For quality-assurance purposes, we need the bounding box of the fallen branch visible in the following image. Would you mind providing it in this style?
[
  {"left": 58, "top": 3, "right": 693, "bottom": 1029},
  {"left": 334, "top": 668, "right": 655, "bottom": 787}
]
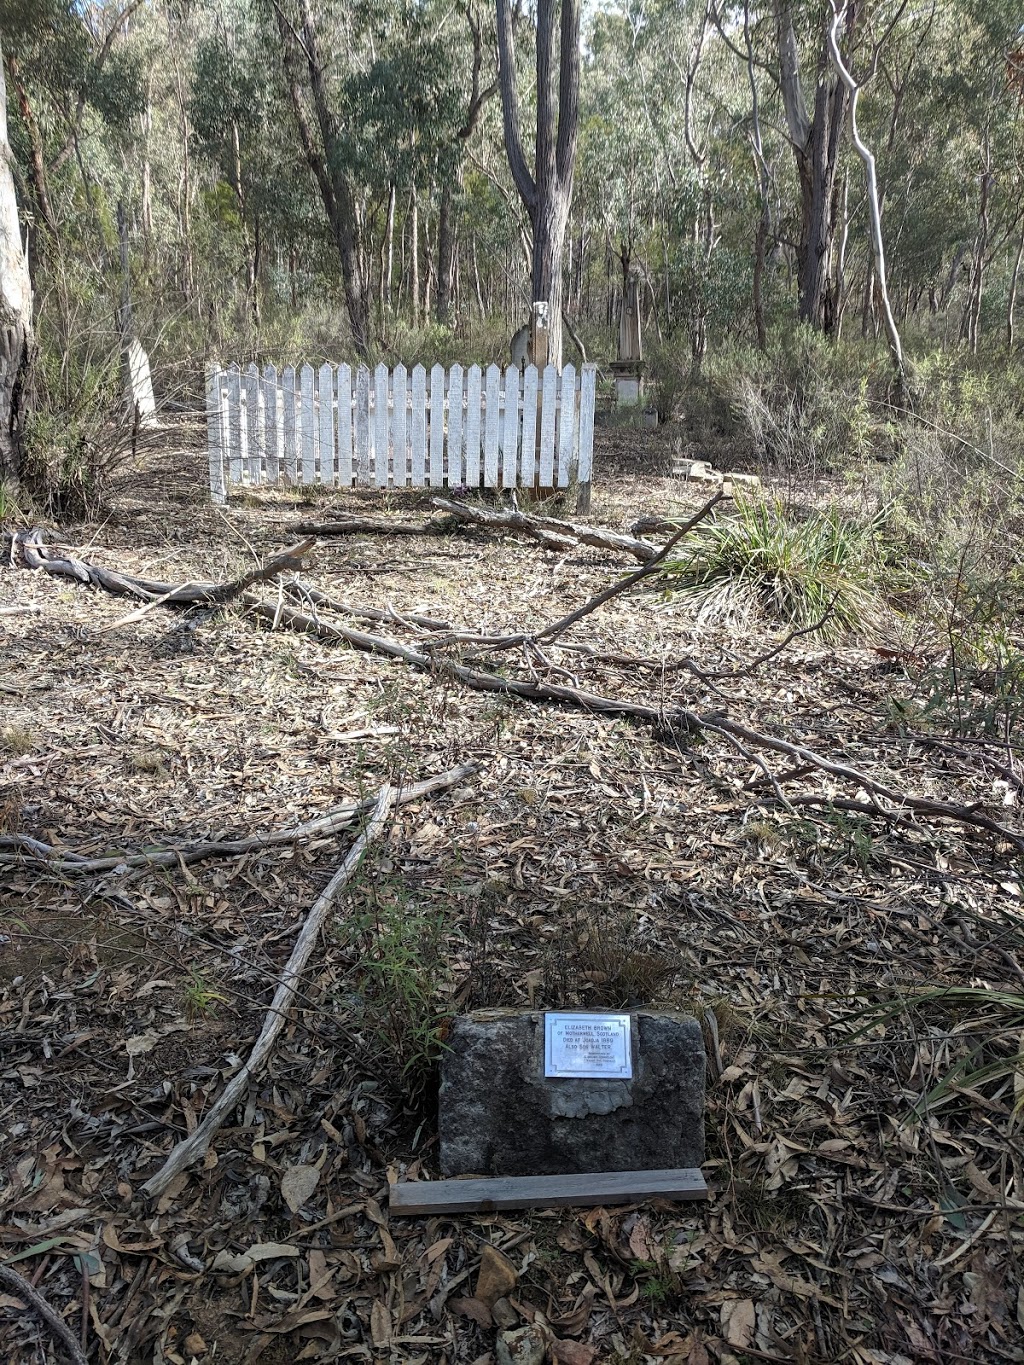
[
  {"left": 0, "top": 767, "right": 474, "bottom": 875},
  {"left": 7, "top": 529, "right": 315, "bottom": 605},
  {"left": 293, "top": 516, "right": 445, "bottom": 536},
  {"left": 0, "top": 1263, "right": 87, "bottom": 1365},
  {"left": 432, "top": 497, "right": 660, "bottom": 562},
  {"left": 242, "top": 593, "right": 1024, "bottom": 855},
  {"left": 142, "top": 782, "right": 398, "bottom": 1197}
]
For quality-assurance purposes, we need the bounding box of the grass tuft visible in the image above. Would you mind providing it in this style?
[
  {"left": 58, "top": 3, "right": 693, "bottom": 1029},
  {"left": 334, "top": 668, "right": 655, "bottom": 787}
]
[{"left": 659, "top": 496, "right": 879, "bottom": 639}]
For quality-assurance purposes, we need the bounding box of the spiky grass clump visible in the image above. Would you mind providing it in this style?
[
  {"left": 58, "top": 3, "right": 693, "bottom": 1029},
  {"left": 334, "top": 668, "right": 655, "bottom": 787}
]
[{"left": 660, "top": 496, "right": 878, "bottom": 640}]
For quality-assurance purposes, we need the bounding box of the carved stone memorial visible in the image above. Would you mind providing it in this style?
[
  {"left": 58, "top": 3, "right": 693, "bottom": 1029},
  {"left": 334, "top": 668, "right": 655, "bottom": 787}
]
[{"left": 439, "top": 1008, "right": 705, "bottom": 1177}]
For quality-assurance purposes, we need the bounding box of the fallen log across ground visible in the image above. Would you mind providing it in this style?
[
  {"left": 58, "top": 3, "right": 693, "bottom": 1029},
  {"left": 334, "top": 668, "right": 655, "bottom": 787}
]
[
  {"left": 239, "top": 591, "right": 1024, "bottom": 856},
  {"left": 0, "top": 767, "right": 475, "bottom": 875},
  {"left": 8, "top": 529, "right": 1020, "bottom": 857},
  {"left": 293, "top": 515, "right": 447, "bottom": 536},
  {"left": 431, "top": 497, "right": 663, "bottom": 561},
  {"left": 141, "top": 783, "right": 403, "bottom": 1198},
  {"left": 5, "top": 528, "right": 314, "bottom": 604}
]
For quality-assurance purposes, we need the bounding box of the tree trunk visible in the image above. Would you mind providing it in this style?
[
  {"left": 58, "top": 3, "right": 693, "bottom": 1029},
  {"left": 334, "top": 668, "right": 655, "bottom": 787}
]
[
  {"left": 1008, "top": 217, "right": 1024, "bottom": 352},
  {"left": 496, "top": 0, "right": 580, "bottom": 370},
  {"left": 777, "top": 3, "right": 846, "bottom": 332},
  {"left": 274, "top": 0, "right": 371, "bottom": 358},
  {"left": 0, "top": 38, "right": 33, "bottom": 485},
  {"left": 384, "top": 183, "right": 395, "bottom": 312},
  {"left": 826, "top": 4, "right": 905, "bottom": 399},
  {"left": 436, "top": 180, "right": 455, "bottom": 324}
]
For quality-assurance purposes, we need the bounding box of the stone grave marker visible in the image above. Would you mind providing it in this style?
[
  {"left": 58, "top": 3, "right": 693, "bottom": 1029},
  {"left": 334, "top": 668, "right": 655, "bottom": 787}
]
[{"left": 439, "top": 1007, "right": 705, "bottom": 1178}]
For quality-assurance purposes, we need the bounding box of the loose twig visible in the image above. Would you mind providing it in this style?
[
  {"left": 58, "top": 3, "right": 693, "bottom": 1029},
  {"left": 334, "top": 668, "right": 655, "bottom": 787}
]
[
  {"left": 142, "top": 783, "right": 403, "bottom": 1198},
  {"left": 0, "top": 1263, "right": 87, "bottom": 1365}
]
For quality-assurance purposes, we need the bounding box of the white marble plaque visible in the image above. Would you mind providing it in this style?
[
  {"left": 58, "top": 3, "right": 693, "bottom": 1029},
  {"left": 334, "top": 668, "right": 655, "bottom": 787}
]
[{"left": 544, "top": 1012, "right": 632, "bottom": 1080}]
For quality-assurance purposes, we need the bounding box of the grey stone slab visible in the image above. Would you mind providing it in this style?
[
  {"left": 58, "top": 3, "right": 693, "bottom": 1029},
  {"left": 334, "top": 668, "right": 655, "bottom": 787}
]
[{"left": 439, "top": 1008, "right": 705, "bottom": 1177}]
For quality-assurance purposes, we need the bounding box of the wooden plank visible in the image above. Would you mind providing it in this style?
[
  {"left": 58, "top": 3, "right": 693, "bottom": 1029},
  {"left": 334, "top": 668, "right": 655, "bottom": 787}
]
[
  {"left": 538, "top": 364, "right": 557, "bottom": 488},
  {"left": 318, "top": 363, "right": 335, "bottom": 486},
  {"left": 483, "top": 364, "right": 500, "bottom": 488},
  {"left": 374, "top": 362, "right": 390, "bottom": 487},
  {"left": 410, "top": 365, "right": 426, "bottom": 485},
  {"left": 558, "top": 363, "right": 577, "bottom": 488},
  {"left": 501, "top": 364, "right": 520, "bottom": 488},
  {"left": 390, "top": 1168, "right": 708, "bottom": 1217},
  {"left": 300, "top": 363, "right": 316, "bottom": 485},
  {"left": 464, "top": 364, "right": 482, "bottom": 487},
  {"left": 245, "top": 362, "right": 262, "bottom": 483},
  {"left": 355, "top": 365, "right": 371, "bottom": 486},
  {"left": 520, "top": 363, "right": 538, "bottom": 488},
  {"left": 281, "top": 365, "right": 297, "bottom": 485},
  {"left": 226, "top": 363, "right": 243, "bottom": 484},
  {"left": 263, "top": 364, "right": 279, "bottom": 485},
  {"left": 447, "top": 363, "right": 464, "bottom": 485},
  {"left": 578, "top": 362, "right": 597, "bottom": 486},
  {"left": 206, "top": 365, "right": 226, "bottom": 504},
  {"left": 429, "top": 364, "right": 445, "bottom": 487},
  {"left": 337, "top": 364, "right": 352, "bottom": 487},
  {"left": 392, "top": 364, "right": 408, "bottom": 487}
]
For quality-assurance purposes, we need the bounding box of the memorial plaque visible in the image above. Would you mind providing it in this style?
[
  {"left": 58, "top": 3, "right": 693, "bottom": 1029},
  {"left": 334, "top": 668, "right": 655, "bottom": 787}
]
[{"left": 545, "top": 1012, "right": 632, "bottom": 1079}]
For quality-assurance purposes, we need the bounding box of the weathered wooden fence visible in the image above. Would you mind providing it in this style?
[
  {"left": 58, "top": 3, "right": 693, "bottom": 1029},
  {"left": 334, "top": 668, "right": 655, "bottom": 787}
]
[{"left": 206, "top": 361, "right": 597, "bottom": 505}]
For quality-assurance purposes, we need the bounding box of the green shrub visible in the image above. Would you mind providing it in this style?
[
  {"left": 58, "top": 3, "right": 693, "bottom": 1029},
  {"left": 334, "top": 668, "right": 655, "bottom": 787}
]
[{"left": 659, "top": 495, "right": 880, "bottom": 639}]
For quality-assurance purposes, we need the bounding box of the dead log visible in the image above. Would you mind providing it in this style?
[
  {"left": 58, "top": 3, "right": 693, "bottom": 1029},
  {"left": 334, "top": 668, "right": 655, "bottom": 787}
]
[
  {"left": 240, "top": 592, "right": 1024, "bottom": 856},
  {"left": 7, "top": 528, "right": 314, "bottom": 604},
  {"left": 141, "top": 784, "right": 399, "bottom": 1198},
  {"left": 0, "top": 766, "right": 475, "bottom": 875},
  {"left": 431, "top": 497, "right": 660, "bottom": 562},
  {"left": 293, "top": 516, "right": 445, "bottom": 536}
]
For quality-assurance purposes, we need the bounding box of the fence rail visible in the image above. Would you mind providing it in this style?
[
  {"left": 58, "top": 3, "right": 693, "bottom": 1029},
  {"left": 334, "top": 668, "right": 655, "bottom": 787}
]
[{"left": 206, "top": 360, "right": 597, "bottom": 505}]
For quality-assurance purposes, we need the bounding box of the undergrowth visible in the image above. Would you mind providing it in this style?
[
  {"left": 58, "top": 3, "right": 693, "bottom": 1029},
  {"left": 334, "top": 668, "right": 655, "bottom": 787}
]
[{"left": 659, "top": 496, "right": 880, "bottom": 639}]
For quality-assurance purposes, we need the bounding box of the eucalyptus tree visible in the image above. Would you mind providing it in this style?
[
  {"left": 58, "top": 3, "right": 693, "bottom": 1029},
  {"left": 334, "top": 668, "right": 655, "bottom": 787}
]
[
  {"left": 0, "top": 31, "right": 33, "bottom": 484},
  {"left": 496, "top": 0, "right": 581, "bottom": 368}
]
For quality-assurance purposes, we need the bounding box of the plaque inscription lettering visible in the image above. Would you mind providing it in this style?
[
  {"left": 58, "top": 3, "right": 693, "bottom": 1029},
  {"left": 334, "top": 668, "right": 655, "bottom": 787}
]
[{"left": 544, "top": 1012, "right": 633, "bottom": 1079}]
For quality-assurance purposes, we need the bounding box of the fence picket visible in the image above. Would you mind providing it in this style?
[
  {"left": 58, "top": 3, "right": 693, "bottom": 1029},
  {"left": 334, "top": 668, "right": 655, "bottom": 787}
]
[
  {"left": 411, "top": 366, "right": 426, "bottom": 484},
  {"left": 337, "top": 364, "right": 352, "bottom": 487},
  {"left": 429, "top": 364, "right": 445, "bottom": 486},
  {"left": 245, "top": 363, "right": 262, "bottom": 483},
  {"left": 502, "top": 365, "right": 520, "bottom": 488},
  {"left": 263, "top": 365, "right": 279, "bottom": 484},
  {"left": 578, "top": 364, "right": 597, "bottom": 486},
  {"left": 539, "top": 365, "right": 557, "bottom": 487},
  {"left": 483, "top": 364, "right": 500, "bottom": 487},
  {"left": 374, "top": 363, "right": 390, "bottom": 486},
  {"left": 227, "top": 364, "right": 243, "bottom": 484},
  {"left": 558, "top": 364, "right": 577, "bottom": 487},
  {"left": 300, "top": 364, "right": 316, "bottom": 484},
  {"left": 282, "top": 366, "right": 297, "bottom": 484},
  {"left": 447, "top": 364, "right": 464, "bottom": 485},
  {"left": 355, "top": 366, "right": 371, "bottom": 485},
  {"left": 206, "top": 366, "right": 226, "bottom": 503},
  {"left": 464, "top": 365, "right": 482, "bottom": 487},
  {"left": 520, "top": 364, "right": 538, "bottom": 487},
  {"left": 318, "top": 363, "right": 334, "bottom": 484},
  {"left": 392, "top": 364, "right": 408, "bottom": 487}
]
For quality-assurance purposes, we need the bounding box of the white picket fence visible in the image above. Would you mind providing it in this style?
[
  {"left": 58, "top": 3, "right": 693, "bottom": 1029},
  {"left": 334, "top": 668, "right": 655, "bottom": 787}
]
[{"left": 206, "top": 360, "right": 597, "bottom": 504}]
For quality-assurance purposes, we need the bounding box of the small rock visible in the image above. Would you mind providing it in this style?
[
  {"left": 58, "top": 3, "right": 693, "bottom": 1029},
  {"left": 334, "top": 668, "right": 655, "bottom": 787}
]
[
  {"left": 475, "top": 1244, "right": 518, "bottom": 1307},
  {"left": 491, "top": 1297, "right": 519, "bottom": 1329},
  {"left": 496, "top": 1325, "right": 546, "bottom": 1365},
  {"left": 183, "top": 1331, "right": 207, "bottom": 1356}
]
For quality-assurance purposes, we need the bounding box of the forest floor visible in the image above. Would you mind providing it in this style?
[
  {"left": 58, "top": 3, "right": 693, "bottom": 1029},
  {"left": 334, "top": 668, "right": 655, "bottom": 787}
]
[{"left": 1, "top": 417, "right": 1022, "bottom": 1365}]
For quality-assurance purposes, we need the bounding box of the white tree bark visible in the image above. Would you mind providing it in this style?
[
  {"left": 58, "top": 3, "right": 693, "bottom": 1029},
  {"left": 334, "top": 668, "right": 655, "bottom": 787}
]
[
  {"left": 826, "top": 3, "right": 906, "bottom": 395},
  {"left": 0, "top": 34, "right": 33, "bottom": 483}
]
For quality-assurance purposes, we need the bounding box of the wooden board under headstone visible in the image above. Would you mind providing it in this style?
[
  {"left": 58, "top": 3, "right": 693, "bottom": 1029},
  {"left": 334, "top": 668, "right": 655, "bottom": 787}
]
[{"left": 439, "top": 1008, "right": 705, "bottom": 1179}]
